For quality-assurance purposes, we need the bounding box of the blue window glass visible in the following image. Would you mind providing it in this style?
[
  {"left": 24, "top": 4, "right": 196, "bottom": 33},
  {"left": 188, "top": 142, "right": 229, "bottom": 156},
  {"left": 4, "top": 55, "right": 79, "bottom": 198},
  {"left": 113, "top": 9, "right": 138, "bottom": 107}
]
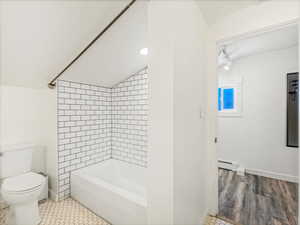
[
  {"left": 218, "top": 88, "right": 222, "bottom": 111},
  {"left": 223, "top": 88, "right": 234, "bottom": 109}
]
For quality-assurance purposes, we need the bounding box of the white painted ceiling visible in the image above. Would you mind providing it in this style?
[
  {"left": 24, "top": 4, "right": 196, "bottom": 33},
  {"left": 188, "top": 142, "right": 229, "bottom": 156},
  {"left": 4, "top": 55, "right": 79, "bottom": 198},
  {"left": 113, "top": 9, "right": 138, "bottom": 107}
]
[
  {"left": 62, "top": 1, "right": 147, "bottom": 87},
  {"left": 197, "top": 0, "right": 263, "bottom": 25},
  {"left": 1, "top": 0, "right": 283, "bottom": 88},
  {"left": 218, "top": 25, "right": 298, "bottom": 66},
  {"left": 1, "top": 0, "right": 147, "bottom": 88}
]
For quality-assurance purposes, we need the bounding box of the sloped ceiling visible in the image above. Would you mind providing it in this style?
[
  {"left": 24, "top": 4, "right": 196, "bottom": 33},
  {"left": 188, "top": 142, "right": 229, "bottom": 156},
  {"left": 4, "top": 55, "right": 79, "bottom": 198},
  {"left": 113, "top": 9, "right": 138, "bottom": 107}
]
[
  {"left": 2, "top": 0, "right": 278, "bottom": 88},
  {"left": 62, "top": 1, "right": 147, "bottom": 87},
  {"left": 1, "top": 0, "right": 147, "bottom": 89}
]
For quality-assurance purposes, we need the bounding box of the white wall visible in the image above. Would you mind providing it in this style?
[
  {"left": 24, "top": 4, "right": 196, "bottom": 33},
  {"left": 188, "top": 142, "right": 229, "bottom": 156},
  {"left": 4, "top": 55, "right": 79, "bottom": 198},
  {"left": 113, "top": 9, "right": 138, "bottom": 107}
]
[
  {"left": 204, "top": 29, "right": 219, "bottom": 216},
  {"left": 148, "top": 1, "right": 211, "bottom": 224},
  {"left": 173, "top": 3, "right": 208, "bottom": 225},
  {"left": 0, "top": 86, "right": 57, "bottom": 197},
  {"left": 147, "top": 2, "right": 174, "bottom": 223},
  {"left": 218, "top": 46, "right": 298, "bottom": 180}
]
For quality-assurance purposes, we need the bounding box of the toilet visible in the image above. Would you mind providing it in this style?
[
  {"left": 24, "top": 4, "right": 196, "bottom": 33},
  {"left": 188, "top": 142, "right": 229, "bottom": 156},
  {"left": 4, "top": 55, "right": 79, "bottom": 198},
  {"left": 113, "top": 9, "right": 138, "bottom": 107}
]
[{"left": 0, "top": 144, "right": 46, "bottom": 225}]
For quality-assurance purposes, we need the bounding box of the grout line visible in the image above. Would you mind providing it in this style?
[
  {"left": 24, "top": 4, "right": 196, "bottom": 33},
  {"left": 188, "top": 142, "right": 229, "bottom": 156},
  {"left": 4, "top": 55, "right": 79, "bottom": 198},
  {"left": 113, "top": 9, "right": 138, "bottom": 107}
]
[
  {"left": 56, "top": 68, "right": 148, "bottom": 199},
  {"left": 59, "top": 79, "right": 112, "bottom": 89}
]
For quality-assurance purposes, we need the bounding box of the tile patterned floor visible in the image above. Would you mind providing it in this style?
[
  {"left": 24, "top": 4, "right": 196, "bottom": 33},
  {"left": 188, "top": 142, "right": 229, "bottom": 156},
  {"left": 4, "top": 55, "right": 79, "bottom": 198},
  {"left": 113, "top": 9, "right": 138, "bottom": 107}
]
[
  {"left": 0, "top": 198, "right": 231, "bottom": 225},
  {"left": 0, "top": 198, "right": 109, "bottom": 225}
]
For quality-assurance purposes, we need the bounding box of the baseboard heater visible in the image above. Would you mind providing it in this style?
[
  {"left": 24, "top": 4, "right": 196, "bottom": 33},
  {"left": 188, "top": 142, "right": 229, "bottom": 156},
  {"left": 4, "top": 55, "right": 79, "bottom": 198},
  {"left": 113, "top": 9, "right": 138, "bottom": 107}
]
[
  {"left": 218, "top": 159, "right": 238, "bottom": 171},
  {"left": 218, "top": 160, "right": 232, "bottom": 164}
]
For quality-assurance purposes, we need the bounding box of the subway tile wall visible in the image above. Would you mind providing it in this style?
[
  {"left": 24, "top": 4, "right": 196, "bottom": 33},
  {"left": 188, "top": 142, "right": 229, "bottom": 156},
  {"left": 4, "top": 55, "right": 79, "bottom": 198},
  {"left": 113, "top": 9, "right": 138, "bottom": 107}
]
[
  {"left": 57, "top": 68, "right": 148, "bottom": 200},
  {"left": 111, "top": 69, "right": 148, "bottom": 167},
  {"left": 57, "top": 80, "right": 112, "bottom": 200}
]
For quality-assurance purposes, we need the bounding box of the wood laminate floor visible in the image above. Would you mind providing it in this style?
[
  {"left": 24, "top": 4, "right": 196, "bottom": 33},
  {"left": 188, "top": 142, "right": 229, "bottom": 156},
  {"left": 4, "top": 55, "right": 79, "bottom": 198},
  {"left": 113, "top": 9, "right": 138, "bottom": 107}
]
[{"left": 218, "top": 169, "right": 298, "bottom": 225}]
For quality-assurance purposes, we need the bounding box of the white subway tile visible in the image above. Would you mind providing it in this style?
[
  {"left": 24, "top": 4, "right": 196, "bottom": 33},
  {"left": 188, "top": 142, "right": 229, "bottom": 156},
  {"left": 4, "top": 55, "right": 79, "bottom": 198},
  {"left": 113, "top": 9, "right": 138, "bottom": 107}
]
[{"left": 57, "top": 71, "right": 148, "bottom": 200}]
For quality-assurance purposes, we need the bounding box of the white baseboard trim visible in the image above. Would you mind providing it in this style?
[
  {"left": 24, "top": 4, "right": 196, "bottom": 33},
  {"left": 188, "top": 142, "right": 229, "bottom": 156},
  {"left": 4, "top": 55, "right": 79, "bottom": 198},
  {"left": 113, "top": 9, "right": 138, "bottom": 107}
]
[{"left": 246, "top": 168, "right": 298, "bottom": 183}]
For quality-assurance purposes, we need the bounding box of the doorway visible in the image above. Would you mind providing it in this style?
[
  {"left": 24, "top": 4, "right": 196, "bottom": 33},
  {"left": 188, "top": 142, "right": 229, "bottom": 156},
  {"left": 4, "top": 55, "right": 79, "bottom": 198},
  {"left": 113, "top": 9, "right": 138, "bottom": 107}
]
[{"left": 216, "top": 24, "right": 299, "bottom": 225}]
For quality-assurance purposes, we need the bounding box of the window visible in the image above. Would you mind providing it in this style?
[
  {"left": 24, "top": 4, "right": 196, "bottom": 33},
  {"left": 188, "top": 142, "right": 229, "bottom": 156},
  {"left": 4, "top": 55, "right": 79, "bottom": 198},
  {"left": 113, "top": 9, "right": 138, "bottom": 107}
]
[
  {"left": 218, "top": 80, "right": 242, "bottom": 117},
  {"left": 218, "top": 88, "right": 235, "bottom": 111}
]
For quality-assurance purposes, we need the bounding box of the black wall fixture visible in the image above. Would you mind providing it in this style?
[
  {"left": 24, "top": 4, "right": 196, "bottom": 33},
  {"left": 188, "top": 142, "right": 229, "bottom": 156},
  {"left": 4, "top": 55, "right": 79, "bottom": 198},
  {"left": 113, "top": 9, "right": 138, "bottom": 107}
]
[{"left": 287, "top": 72, "right": 298, "bottom": 148}]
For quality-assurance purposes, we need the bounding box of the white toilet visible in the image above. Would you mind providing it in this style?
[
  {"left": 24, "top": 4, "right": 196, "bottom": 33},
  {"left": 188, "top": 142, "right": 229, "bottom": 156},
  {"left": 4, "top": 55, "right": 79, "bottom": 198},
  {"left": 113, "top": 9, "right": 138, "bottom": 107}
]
[{"left": 0, "top": 144, "right": 46, "bottom": 225}]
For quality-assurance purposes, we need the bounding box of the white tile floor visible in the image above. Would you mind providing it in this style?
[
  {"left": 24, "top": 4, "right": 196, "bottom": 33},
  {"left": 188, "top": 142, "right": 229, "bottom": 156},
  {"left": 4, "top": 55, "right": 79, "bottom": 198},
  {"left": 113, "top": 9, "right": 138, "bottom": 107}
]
[
  {"left": 0, "top": 198, "right": 233, "bottom": 225},
  {"left": 0, "top": 198, "right": 109, "bottom": 225}
]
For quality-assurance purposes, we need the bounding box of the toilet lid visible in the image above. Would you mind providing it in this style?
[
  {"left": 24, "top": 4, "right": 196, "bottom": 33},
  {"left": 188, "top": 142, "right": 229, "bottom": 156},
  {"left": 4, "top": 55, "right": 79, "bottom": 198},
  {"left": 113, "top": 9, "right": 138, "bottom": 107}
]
[{"left": 2, "top": 172, "right": 45, "bottom": 192}]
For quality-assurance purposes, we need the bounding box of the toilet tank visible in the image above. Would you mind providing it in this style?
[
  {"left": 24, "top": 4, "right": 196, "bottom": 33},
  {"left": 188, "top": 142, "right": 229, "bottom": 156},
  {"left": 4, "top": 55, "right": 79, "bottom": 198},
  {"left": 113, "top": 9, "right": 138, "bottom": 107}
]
[{"left": 0, "top": 143, "right": 35, "bottom": 179}]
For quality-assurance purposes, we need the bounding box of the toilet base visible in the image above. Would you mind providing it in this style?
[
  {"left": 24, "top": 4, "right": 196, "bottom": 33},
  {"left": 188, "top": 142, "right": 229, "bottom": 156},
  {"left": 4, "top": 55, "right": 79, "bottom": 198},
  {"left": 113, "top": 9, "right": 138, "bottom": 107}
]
[{"left": 6, "top": 200, "right": 41, "bottom": 225}]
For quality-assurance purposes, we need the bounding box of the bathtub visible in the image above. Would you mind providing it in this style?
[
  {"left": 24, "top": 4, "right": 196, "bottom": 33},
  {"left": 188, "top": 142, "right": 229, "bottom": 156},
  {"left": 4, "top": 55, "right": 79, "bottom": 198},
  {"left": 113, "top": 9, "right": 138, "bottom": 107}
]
[{"left": 71, "top": 159, "right": 147, "bottom": 225}]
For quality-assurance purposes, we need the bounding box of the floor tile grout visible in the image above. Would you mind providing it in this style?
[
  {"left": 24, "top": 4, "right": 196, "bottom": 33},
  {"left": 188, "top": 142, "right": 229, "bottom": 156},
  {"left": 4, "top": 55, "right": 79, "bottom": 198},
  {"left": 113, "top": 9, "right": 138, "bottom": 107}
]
[{"left": 0, "top": 198, "right": 232, "bottom": 225}]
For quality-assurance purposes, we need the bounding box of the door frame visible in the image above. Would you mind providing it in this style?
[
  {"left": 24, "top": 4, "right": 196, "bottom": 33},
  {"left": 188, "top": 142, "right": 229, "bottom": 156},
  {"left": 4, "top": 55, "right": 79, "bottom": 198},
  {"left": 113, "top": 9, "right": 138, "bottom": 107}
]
[{"left": 212, "top": 18, "right": 299, "bottom": 218}]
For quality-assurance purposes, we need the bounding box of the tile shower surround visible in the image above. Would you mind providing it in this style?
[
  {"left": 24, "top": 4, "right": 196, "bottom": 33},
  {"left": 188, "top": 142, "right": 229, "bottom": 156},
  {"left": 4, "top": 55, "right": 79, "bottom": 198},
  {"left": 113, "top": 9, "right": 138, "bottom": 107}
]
[
  {"left": 111, "top": 70, "right": 148, "bottom": 167},
  {"left": 57, "top": 69, "right": 148, "bottom": 199}
]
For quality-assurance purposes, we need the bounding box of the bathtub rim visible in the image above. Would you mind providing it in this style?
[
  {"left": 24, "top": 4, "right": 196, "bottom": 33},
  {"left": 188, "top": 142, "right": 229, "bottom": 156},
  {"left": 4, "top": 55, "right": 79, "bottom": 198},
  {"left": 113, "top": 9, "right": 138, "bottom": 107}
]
[{"left": 71, "top": 159, "right": 147, "bottom": 207}]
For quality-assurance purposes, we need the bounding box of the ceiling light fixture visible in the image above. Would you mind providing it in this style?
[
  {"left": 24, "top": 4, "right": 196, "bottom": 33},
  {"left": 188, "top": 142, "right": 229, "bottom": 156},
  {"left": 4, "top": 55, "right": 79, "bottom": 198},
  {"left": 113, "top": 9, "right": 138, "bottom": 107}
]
[
  {"left": 220, "top": 46, "right": 232, "bottom": 71},
  {"left": 140, "top": 48, "right": 148, "bottom": 56},
  {"left": 224, "top": 61, "right": 232, "bottom": 71}
]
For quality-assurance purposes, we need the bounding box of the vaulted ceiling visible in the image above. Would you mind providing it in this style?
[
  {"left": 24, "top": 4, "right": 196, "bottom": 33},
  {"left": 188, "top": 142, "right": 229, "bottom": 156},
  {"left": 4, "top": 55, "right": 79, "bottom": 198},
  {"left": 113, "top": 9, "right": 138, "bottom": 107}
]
[
  {"left": 1, "top": 0, "right": 274, "bottom": 89},
  {"left": 62, "top": 1, "right": 147, "bottom": 87},
  {"left": 1, "top": 0, "right": 147, "bottom": 88}
]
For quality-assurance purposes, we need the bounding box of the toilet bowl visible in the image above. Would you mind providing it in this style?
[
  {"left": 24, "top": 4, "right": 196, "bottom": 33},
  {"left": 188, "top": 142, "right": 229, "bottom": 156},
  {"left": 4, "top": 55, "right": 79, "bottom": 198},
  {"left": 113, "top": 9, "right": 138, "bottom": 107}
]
[{"left": 1, "top": 172, "right": 45, "bottom": 225}]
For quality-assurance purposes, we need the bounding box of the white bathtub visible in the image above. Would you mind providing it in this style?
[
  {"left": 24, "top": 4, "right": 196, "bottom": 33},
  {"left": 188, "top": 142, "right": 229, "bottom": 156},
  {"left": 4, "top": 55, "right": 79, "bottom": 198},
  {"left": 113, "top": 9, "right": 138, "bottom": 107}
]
[{"left": 71, "top": 159, "right": 147, "bottom": 225}]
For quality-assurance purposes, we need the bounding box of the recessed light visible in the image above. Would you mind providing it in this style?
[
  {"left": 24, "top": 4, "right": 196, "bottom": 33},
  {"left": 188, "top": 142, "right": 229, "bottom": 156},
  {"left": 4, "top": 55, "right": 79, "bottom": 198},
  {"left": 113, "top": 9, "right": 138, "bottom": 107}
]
[{"left": 140, "top": 48, "right": 148, "bottom": 56}]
